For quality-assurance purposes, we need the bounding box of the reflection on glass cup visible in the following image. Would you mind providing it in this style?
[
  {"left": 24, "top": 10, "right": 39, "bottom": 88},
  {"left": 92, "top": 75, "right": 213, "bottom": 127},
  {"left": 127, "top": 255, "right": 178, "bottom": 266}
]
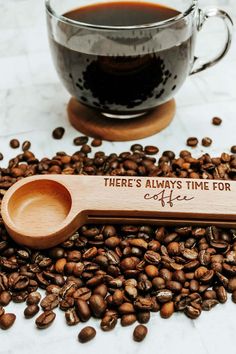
[{"left": 46, "top": 0, "right": 233, "bottom": 118}]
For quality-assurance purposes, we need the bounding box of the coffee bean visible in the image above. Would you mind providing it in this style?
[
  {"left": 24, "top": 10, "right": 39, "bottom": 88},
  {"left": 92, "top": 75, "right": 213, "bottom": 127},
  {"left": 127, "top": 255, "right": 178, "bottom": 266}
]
[
  {"left": 121, "top": 314, "right": 137, "bottom": 326},
  {"left": 52, "top": 127, "right": 65, "bottom": 139},
  {"left": 118, "top": 302, "right": 135, "bottom": 315},
  {"left": 89, "top": 294, "right": 106, "bottom": 318},
  {"left": 100, "top": 315, "right": 117, "bottom": 331},
  {"left": 76, "top": 299, "right": 91, "bottom": 322},
  {"left": 93, "top": 284, "right": 108, "bottom": 298},
  {"left": 212, "top": 117, "right": 222, "bottom": 125},
  {"left": 186, "top": 137, "right": 198, "bottom": 147},
  {"left": 78, "top": 326, "right": 96, "bottom": 343},
  {"left": 73, "top": 287, "right": 92, "bottom": 301},
  {"left": 22, "top": 141, "right": 31, "bottom": 151},
  {"left": 26, "top": 291, "right": 41, "bottom": 305},
  {"left": 73, "top": 136, "right": 89, "bottom": 146},
  {"left": 184, "top": 304, "right": 201, "bottom": 319},
  {"left": 215, "top": 286, "right": 227, "bottom": 303},
  {"left": 24, "top": 305, "right": 40, "bottom": 318},
  {"left": 65, "top": 308, "right": 80, "bottom": 326},
  {"left": 35, "top": 311, "right": 56, "bottom": 329},
  {"left": 202, "top": 137, "right": 212, "bottom": 147},
  {"left": 160, "top": 301, "right": 174, "bottom": 318},
  {"left": 202, "top": 299, "right": 218, "bottom": 311},
  {"left": 203, "top": 290, "right": 216, "bottom": 300},
  {"left": 133, "top": 324, "right": 148, "bottom": 342},
  {"left": 231, "top": 146, "right": 236, "bottom": 154},
  {"left": 137, "top": 311, "right": 150, "bottom": 324},
  {"left": 0, "top": 291, "right": 11, "bottom": 306},
  {"left": 91, "top": 139, "right": 102, "bottom": 147},
  {"left": 0, "top": 313, "right": 16, "bottom": 329},
  {"left": 228, "top": 277, "right": 236, "bottom": 292},
  {"left": 144, "top": 146, "right": 159, "bottom": 155},
  {"left": 40, "top": 294, "right": 59, "bottom": 311},
  {"left": 0, "top": 153, "right": 3, "bottom": 161},
  {"left": 10, "top": 139, "right": 20, "bottom": 149},
  {"left": 156, "top": 289, "right": 173, "bottom": 303}
]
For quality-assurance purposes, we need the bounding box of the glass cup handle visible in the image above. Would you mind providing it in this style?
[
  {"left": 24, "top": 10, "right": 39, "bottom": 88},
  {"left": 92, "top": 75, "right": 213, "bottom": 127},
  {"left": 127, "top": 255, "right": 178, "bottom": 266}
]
[{"left": 190, "top": 8, "right": 234, "bottom": 75}]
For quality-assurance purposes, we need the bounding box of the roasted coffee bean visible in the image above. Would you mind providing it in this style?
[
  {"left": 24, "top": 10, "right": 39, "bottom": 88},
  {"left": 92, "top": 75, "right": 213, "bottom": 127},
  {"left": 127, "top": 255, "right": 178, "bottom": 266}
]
[
  {"left": 0, "top": 291, "right": 11, "bottom": 306},
  {"left": 100, "top": 315, "right": 117, "bottom": 331},
  {"left": 26, "top": 291, "right": 41, "bottom": 305},
  {"left": 156, "top": 289, "right": 173, "bottom": 303},
  {"left": 144, "top": 251, "right": 161, "bottom": 265},
  {"left": 46, "top": 285, "right": 61, "bottom": 296},
  {"left": 52, "top": 127, "right": 65, "bottom": 139},
  {"left": 89, "top": 294, "right": 106, "bottom": 318},
  {"left": 0, "top": 313, "right": 16, "bottom": 329},
  {"left": 74, "top": 136, "right": 89, "bottom": 146},
  {"left": 166, "top": 281, "right": 182, "bottom": 293},
  {"left": 159, "top": 269, "right": 172, "bottom": 281},
  {"left": 202, "top": 137, "right": 212, "bottom": 147},
  {"left": 73, "top": 287, "right": 92, "bottom": 301},
  {"left": 134, "top": 297, "right": 153, "bottom": 310},
  {"left": 203, "top": 290, "right": 216, "bottom": 300},
  {"left": 145, "top": 265, "right": 158, "bottom": 278},
  {"left": 0, "top": 152, "right": 3, "bottom": 161},
  {"left": 133, "top": 324, "right": 148, "bottom": 342},
  {"left": 76, "top": 299, "right": 91, "bottom": 322},
  {"left": 22, "top": 141, "right": 31, "bottom": 151},
  {"left": 93, "top": 284, "right": 107, "bottom": 298},
  {"left": 137, "top": 310, "right": 150, "bottom": 324},
  {"left": 202, "top": 299, "right": 218, "bottom": 311},
  {"left": 185, "top": 304, "right": 201, "bottom": 319},
  {"left": 10, "top": 139, "right": 20, "bottom": 149},
  {"left": 78, "top": 326, "right": 96, "bottom": 343},
  {"left": 228, "top": 277, "right": 236, "bottom": 292},
  {"left": 125, "top": 285, "right": 138, "bottom": 300},
  {"left": 65, "top": 308, "right": 80, "bottom": 326},
  {"left": 40, "top": 294, "right": 59, "bottom": 311},
  {"left": 152, "top": 277, "right": 165, "bottom": 290},
  {"left": 231, "top": 146, "right": 236, "bottom": 154},
  {"left": 60, "top": 297, "right": 75, "bottom": 311},
  {"left": 35, "top": 311, "right": 56, "bottom": 329},
  {"left": 119, "top": 302, "right": 135, "bottom": 314},
  {"left": 121, "top": 314, "right": 137, "bottom": 326},
  {"left": 212, "top": 117, "right": 222, "bottom": 125},
  {"left": 144, "top": 145, "right": 159, "bottom": 155},
  {"left": 24, "top": 305, "right": 40, "bottom": 319},
  {"left": 160, "top": 301, "right": 174, "bottom": 318},
  {"left": 186, "top": 137, "right": 198, "bottom": 147},
  {"left": 112, "top": 289, "right": 124, "bottom": 306},
  {"left": 215, "top": 286, "right": 227, "bottom": 303},
  {"left": 91, "top": 139, "right": 102, "bottom": 147}
]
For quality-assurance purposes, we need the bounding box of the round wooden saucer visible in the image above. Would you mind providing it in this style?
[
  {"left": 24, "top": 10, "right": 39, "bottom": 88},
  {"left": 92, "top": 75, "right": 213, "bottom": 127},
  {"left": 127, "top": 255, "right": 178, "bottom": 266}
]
[{"left": 68, "top": 97, "right": 176, "bottom": 141}]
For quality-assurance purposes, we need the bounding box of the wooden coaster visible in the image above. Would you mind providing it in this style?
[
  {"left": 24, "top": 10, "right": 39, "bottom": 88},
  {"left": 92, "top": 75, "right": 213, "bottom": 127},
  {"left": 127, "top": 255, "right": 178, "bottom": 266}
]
[{"left": 68, "top": 97, "right": 176, "bottom": 141}]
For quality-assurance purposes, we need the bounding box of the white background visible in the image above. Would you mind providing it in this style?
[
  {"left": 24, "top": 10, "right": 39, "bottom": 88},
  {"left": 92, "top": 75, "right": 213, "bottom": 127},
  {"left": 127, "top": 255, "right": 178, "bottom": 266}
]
[{"left": 1, "top": 0, "right": 236, "bottom": 353}]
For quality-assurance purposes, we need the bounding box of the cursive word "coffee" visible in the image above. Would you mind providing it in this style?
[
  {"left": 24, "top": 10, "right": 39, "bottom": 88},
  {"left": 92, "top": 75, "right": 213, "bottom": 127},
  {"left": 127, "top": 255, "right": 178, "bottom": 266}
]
[{"left": 144, "top": 189, "right": 194, "bottom": 207}]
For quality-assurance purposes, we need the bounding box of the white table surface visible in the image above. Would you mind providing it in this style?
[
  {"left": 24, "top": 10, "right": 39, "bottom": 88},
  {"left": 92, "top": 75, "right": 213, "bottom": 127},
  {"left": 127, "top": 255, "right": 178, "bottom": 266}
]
[{"left": 1, "top": 1, "right": 236, "bottom": 353}]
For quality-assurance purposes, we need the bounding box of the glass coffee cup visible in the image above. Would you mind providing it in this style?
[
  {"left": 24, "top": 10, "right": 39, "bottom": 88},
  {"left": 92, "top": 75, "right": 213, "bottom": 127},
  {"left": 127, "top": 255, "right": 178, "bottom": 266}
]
[{"left": 46, "top": 0, "right": 233, "bottom": 118}]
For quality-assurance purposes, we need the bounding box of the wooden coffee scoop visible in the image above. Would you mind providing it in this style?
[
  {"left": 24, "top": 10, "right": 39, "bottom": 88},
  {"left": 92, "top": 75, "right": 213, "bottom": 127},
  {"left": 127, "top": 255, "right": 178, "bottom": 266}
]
[{"left": 1, "top": 175, "right": 236, "bottom": 249}]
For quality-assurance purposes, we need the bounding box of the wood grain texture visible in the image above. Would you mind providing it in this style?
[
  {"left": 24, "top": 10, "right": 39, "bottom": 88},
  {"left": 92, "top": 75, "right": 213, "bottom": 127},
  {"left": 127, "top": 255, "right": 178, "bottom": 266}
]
[
  {"left": 68, "top": 97, "right": 176, "bottom": 141},
  {"left": 1, "top": 175, "right": 236, "bottom": 248}
]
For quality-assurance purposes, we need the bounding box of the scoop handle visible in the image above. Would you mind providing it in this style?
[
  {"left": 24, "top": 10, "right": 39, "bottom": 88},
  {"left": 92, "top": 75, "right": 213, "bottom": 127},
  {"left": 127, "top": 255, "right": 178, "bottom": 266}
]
[{"left": 62, "top": 175, "right": 236, "bottom": 226}]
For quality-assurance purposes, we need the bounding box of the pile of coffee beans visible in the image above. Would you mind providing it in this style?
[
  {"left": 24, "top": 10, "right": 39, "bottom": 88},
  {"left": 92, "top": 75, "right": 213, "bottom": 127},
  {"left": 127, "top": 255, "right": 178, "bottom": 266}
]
[{"left": 0, "top": 142, "right": 236, "bottom": 343}]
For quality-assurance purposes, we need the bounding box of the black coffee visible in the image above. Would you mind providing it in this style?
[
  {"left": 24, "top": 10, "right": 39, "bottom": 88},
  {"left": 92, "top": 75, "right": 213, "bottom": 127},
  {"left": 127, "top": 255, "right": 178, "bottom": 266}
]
[{"left": 49, "top": 2, "right": 195, "bottom": 114}]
